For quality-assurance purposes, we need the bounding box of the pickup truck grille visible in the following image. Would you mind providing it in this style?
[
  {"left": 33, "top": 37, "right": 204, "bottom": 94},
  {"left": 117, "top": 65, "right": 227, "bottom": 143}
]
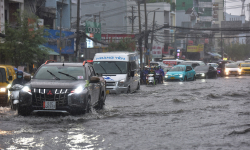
[{"left": 31, "top": 88, "right": 71, "bottom": 107}]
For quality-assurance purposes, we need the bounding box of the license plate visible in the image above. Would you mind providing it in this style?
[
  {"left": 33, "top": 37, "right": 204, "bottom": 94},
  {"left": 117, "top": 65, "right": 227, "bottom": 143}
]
[
  {"left": 43, "top": 101, "right": 56, "bottom": 109},
  {"left": 106, "top": 90, "right": 109, "bottom": 94},
  {"left": 171, "top": 77, "right": 175, "bottom": 79}
]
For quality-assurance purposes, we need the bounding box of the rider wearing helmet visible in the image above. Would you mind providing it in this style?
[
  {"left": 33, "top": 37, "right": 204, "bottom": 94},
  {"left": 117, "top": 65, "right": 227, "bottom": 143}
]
[
  {"left": 149, "top": 66, "right": 156, "bottom": 76},
  {"left": 155, "top": 66, "right": 163, "bottom": 83},
  {"left": 11, "top": 71, "right": 26, "bottom": 87}
]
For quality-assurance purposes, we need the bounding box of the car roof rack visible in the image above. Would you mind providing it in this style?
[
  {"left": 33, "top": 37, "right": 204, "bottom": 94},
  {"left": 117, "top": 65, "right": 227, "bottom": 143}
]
[
  {"left": 82, "top": 61, "right": 87, "bottom": 66},
  {"left": 45, "top": 60, "right": 56, "bottom": 64}
]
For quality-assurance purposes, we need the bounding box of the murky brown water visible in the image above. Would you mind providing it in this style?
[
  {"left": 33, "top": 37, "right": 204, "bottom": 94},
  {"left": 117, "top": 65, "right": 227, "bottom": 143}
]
[{"left": 1, "top": 76, "right": 250, "bottom": 149}]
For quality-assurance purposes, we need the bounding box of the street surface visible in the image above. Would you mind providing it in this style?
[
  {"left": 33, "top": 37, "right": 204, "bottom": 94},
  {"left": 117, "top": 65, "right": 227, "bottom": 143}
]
[{"left": 1, "top": 76, "right": 250, "bottom": 149}]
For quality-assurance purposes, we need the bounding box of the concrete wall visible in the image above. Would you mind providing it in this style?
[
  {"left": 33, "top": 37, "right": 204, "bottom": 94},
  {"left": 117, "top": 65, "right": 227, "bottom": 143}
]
[
  {"left": 176, "top": 10, "right": 190, "bottom": 27},
  {"left": 71, "top": 0, "right": 127, "bottom": 34},
  {"left": 46, "top": 0, "right": 70, "bottom": 29}
]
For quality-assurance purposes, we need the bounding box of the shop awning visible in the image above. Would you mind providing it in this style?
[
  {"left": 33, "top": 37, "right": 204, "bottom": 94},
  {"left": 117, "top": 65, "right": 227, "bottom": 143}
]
[
  {"left": 207, "top": 52, "right": 221, "bottom": 58},
  {"left": 39, "top": 45, "right": 60, "bottom": 55}
]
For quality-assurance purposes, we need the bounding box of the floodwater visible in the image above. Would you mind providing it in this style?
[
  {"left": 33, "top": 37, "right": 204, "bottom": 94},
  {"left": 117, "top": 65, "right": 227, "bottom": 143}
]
[{"left": 1, "top": 76, "right": 250, "bottom": 149}]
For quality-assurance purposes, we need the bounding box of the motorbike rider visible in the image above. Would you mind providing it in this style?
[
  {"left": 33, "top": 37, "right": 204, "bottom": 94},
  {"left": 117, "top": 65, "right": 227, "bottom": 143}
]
[
  {"left": 11, "top": 71, "right": 26, "bottom": 87},
  {"left": 141, "top": 66, "right": 149, "bottom": 84},
  {"left": 148, "top": 66, "right": 156, "bottom": 76},
  {"left": 155, "top": 66, "right": 164, "bottom": 83}
]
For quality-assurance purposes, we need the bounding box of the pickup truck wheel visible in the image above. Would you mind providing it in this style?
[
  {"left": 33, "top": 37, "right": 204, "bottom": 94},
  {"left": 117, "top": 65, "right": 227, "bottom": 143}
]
[
  {"left": 137, "top": 82, "right": 140, "bottom": 90},
  {"left": 85, "top": 97, "right": 91, "bottom": 114},
  {"left": 96, "top": 92, "right": 104, "bottom": 110},
  {"left": 127, "top": 86, "right": 131, "bottom": 94},
  {"left": 18, "top": 105, "right": 31, "bottom": 116}
]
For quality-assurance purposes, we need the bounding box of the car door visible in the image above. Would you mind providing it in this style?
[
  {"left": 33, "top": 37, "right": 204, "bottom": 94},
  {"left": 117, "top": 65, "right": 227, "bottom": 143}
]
[
  {"left": 87, "top": 66, "right": 100, "bottom": 105},
  {"left": 186, "top": 66, "right": 193, "bottom": 80},
  {"left": 209, "top": 66, "right": 216, "bottom": 77}
]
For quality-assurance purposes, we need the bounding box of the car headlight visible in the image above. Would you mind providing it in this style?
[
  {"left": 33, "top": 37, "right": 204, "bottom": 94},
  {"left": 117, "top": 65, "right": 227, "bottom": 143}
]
[
  {"left": 225, "top": 69, "right": 229, "bottom": 73},
  {"left": 22, "top": 86, "right": 31, "bottom": 93},
  {"left": 0, "top": 88, "right": 6, "bottom": 93},
  {"left": 238, "top": 69, "right": 242, "bottom": 72},
  {"left": 165, "top": 75, "right": 168, "bottom": 78},
  {"left": 178, "top": 74, "right": 183, "bottom": 78},
  {"left": 201, "top": 73, "right": 205, "bottom": 77},
  {"left": 7, "top": 84, "right": 11, "bottom": 89},
  {"left": 118, "top": 79, "right": 125, "bottom": 86},
  {"left": 72, "top": 86, "right": 84, "bottom": 94}
]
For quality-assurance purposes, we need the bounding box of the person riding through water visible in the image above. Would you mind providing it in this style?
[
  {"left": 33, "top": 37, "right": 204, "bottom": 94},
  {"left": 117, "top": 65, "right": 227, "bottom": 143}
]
[
  {"left": 149, "top": 66, "right": 156, "bottom": 76},
  {"left": 155, "top": 66, "right": 163, "bottom": 83},
  {"left": 141, "top": 66, "right": 149, "bottom": 84},
  {"left": 11, "top": 71, "right": 26, "bottom": 87}
]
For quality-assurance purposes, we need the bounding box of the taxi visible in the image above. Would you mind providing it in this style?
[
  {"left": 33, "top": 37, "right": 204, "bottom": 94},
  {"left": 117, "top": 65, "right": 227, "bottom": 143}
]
[
  {"left": 239, "top": 63, "right": 250, "bottom": 74},
  {"left": 0, "top": 65, "right": 17, "bottom": 106},
  {"left": 165, "top": 65, "right": 196, "bottom": 81}
]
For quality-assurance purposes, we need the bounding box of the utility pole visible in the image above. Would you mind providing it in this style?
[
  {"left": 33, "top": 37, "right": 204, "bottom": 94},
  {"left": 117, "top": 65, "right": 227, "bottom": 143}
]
[
  {"left": 99, "top": 12, "right": 101, "bottom": 23},
  {"left": 138, "top": 1, "right": 143, "bottom": 70},
  {"left": 221, "top": 31, "right": 223, "bottom": 59},
  {"left": 150, "top": 11, "right": 156, "bottom": 55},
  {"left": 144, "top": 0, "right": 148, "bottom": 65},
  {"left": 59, "top": 0, "right": 64, "bottom": 62},
  {"left": 75, "top": 0, "right": 80, "bottom": 62},
  {"left": 131, "top": 6, "right": 134, "bottom": 33}
]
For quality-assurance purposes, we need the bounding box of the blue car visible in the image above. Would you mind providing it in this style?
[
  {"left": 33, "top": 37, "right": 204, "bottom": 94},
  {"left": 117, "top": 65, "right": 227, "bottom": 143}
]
[{"left": 164, "top": 65, "right": 196, "bottom": 81}]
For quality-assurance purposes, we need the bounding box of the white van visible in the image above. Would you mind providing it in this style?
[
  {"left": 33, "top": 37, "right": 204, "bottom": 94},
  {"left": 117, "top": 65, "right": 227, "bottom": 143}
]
[{"left": 93, "top": 52, "right": 140, "bottom": 94}]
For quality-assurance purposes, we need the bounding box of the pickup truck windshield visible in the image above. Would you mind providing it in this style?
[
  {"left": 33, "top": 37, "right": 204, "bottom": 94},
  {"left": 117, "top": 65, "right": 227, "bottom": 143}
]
[
  {"left": 35, "top": 66, "right": 85, "bottom": 80},
  {"left": 93, "top": 61, "right": 128, "bottom": 74},
  {"left": 0, "top": 68, "right": 7, "bottom": 83}
]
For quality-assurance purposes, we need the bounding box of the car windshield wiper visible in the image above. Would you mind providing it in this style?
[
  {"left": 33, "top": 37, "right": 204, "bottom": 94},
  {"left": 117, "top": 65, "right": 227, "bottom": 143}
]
[
  {"left": 47, "top": 70, "right": 60, "bottom": 80},
  {"left": 114, "top": 62, "right": 122, "bottom": 73},
  {"left": 58, "top": 71, "right": 77, "bottom": 80},
  {"left": 99, "top": 64, "right": 107, "bottom": 74}
]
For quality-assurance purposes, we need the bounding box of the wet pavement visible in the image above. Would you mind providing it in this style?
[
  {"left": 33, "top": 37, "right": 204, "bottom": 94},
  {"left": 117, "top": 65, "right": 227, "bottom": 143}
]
[{"left": 1, "top": 76, "right": 250, "bottom": 149}]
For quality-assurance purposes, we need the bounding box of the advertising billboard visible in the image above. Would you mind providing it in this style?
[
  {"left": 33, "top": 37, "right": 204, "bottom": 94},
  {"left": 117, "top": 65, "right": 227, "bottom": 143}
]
[
  {"left": 101, "top": 34, "right": 135, "bottom": 43},
  {"left": 151, "top": 46, "right": 162, "bottom": 58},
  {"left": 44, "top": 29, "right": 74, "bottom": 54},
  {"left": 85, "top": 21, "right": 101, "bottom": 41}
]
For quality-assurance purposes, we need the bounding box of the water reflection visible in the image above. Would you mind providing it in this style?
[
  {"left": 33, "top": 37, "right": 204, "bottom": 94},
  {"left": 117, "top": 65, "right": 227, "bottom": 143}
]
[{"left": 0, "top": 130, "right": 13, "bottom": 135}]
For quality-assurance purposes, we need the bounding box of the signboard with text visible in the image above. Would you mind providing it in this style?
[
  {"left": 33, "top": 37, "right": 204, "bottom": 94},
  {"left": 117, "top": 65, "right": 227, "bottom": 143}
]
[{"left": 85, "top": 21, "right": 101, "bottom": 41}]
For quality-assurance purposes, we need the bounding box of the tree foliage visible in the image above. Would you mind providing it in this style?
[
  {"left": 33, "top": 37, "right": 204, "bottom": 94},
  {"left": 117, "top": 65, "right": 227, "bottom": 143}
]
[
  {"left": 0, "top": 11, "right": 51, "bottom": 67},
  {"left": 224, "top": 44, "right": 250, "bottom": 60},
  {"left": 107, "top": 38, "right": 136, "bottom": 52}
]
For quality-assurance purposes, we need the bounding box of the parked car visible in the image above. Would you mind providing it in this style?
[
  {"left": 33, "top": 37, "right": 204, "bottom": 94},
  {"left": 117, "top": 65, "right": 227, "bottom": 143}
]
[
  {"left": 224, "top": 63, "right": 241, "bottom": 76},
  {"left": 195, "top": 66, "right": 217, "bottom": 79},
  {"left": 18, "top": 61, "right": 106, "bottom": 116},
  {"left": 239, "top": 63, "right": 250, "bottom": 75},
  {"left": 165, "top": 65, "right": 196, "bottom": 81}
]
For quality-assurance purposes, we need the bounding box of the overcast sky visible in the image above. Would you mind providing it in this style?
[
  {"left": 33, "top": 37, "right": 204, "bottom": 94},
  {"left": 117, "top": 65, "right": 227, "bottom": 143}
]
[{"left": 226, "top": 0, "right": 250, "bottom": 21}]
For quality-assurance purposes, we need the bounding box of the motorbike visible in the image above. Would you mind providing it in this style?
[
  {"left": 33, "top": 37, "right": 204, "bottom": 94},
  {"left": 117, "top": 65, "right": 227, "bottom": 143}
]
[
  {"left": 9, "top": 84, "right": 23, "bottom": 110},
  {"left": 155, "top": 73, "right": 163, "bottom": 84},
  {"left": 146, "top": 74, "right": 157, "bottom": 85}
]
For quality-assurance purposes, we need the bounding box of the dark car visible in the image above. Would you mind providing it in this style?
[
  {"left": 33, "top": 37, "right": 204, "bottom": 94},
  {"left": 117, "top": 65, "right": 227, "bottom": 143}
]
[
  {"left": 18, "top": 61, "right": 106, "bottom": 116},
  {"left": 195, "top": 66, "right": 217, "bottom": 79}
]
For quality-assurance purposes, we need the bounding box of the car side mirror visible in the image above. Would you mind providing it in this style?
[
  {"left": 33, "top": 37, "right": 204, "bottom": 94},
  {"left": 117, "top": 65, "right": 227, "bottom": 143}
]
[
  {"left": 8, "top": 76, "right": 12, "bottom": 81},
  {"left": 130, "top": 71, "right": 135, "bottom": 77},
  {"left": 24, "top": 75, "right": 31, "bottom": 82},
  {"left": 90, "top": 76, "right": 100, "bottom": 83}
]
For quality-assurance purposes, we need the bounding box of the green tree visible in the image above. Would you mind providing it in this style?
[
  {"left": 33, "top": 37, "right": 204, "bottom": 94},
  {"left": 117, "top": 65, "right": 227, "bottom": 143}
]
[
  {"left": 1, "top": 10, "right": 50, "bottom": 67},
  {"left": 107, "top": 38, "right": 136, "bottom": 52},
  {"left": 224, "top": 44, "right": 250, "bottom": 60}
]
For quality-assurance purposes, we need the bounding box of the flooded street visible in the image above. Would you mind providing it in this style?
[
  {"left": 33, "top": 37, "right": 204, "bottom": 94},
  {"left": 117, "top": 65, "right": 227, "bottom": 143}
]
[{"left": 1, "top": 76, "right": 250, "bottom": 149}]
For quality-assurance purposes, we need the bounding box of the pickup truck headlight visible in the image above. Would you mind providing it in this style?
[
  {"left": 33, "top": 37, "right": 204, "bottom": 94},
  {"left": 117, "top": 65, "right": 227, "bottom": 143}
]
[
  {"left": 22, "top": 86, "right": 31, "bottom": 93},
  {"left": 71, "top": 86, "right": 85, "bottom": 94},
  {"left": 7, "top": 84, "right": 11, "bottom": 89},
  {"left": 0, "top": 88, "right": 6, "bottom": 93}
]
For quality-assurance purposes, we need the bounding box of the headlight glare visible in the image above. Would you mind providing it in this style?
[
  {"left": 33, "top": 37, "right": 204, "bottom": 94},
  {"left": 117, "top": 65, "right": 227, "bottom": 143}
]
[
  {"left": 74, "top": 86, "right": 84, "bottom": 94},
  {"left": 201, "top": 73, "right": 205, "bottom": 77},
  {"left": 22, "top": 86, "right": 31, "bottom": 92},
  {"left": 0, "top": 88, "right": 6, "bottom": 92},
  {"left": 238, "top": 69, "right": 242, "bottom": 72},
  {"left": 7, "top": 84, "right": 11, "bottom": 89}
]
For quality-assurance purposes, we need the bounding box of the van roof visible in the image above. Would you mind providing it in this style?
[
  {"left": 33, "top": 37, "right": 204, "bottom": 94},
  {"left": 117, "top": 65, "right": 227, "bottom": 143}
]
[{"left": 95, "top": 51, "right": 137, "bottom": 55}]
